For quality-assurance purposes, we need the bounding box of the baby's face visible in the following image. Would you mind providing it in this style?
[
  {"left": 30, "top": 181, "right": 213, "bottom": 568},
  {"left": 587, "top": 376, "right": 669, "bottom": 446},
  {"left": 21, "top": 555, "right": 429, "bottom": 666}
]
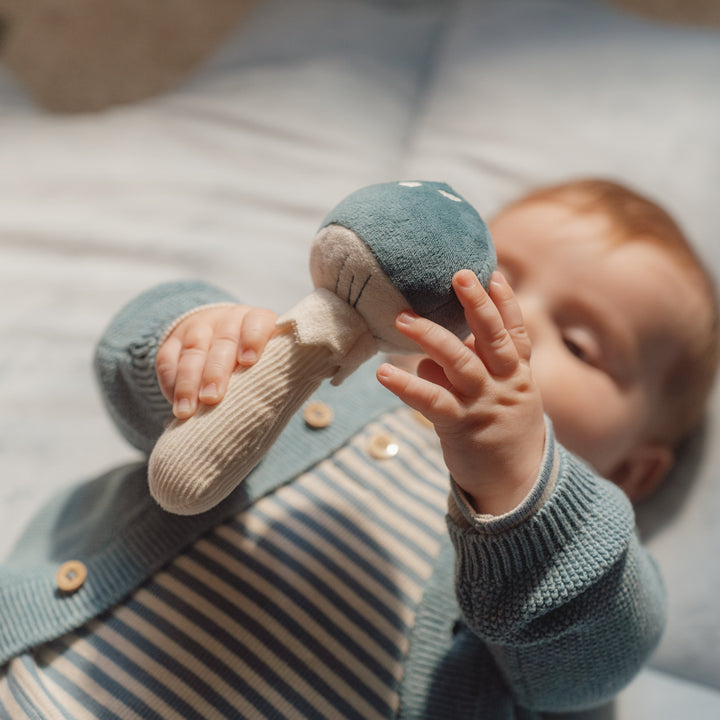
[{"left": 489, "top": 200, "right": 701, "bottom": 480}]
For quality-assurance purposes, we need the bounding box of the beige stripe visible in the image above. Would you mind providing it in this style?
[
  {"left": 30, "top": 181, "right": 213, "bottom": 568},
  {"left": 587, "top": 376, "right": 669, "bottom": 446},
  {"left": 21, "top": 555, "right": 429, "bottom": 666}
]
[
  {"left": 154, "top": 569, "right": 393, "bottom": 720},
  {"left": 382, "top": 411, "right": 450, "bottom": 486},
  {"left": 88, "top": 620, "right": 228, "bottom": 720},
  {"left": 53, "top": 633, "right": 181, "bottom": 720},
  {"left": 9, "top": 660, "right": 94, "bottom": 720},
  {"left": 33, "top": 643, "right": 147, "bottom": 720},
  {"left": 108, "top": 604, "right": 274, "bottom": 720},
  {"left": 0, "top": 661, "right": 39, "bottom": 720},
  {"left": 320, "top": 452, "right": 441, "bottom": 561},
  {"left": 341, "top": 429, "right": 448, "bottom": 536},
  {"left": 311, "top": 460, "right": 437, "bottom": 575},
  {"left": 32, "top": 669, "right": 110, "bottom": 720},
  {"left": 382, "top": 447, "right": 445, "bottom": 491},
  {"left": 376, "top": 455, "right": 448, "bottom": 519},
  {"left": 204, "top": 524, "right": 407, "bottom": 669},
  {"left": 169, "top": 553, "right": 399, "bottom": 716},
  {"left": 135, "top": 584, "right": 332, "bottom": 720},
  {"left": 247, "top": 479, "right": 425, "bottom": 603}
]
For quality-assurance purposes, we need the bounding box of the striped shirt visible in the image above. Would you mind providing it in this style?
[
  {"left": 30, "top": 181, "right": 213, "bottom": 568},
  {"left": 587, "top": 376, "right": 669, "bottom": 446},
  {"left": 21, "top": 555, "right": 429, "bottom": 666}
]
[{"left": 0, "top": 407, "right": 449, "bottom": 720}]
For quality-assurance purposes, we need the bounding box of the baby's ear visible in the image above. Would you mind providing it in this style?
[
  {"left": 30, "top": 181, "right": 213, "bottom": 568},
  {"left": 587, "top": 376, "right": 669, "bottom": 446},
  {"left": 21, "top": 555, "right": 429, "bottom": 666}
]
[{"left": 609, "top": 443, "right": 674, "bottom": 503}]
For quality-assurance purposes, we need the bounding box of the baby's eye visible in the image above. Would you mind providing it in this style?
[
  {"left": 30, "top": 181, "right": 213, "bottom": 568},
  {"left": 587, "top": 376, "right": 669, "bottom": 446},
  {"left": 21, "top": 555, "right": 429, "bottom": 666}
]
[
  {"left": 562, "top": 328, "right": 600, "bottom": 366},
  {"left": 563, "top": 337, "right": 591, "bottom": 363}
]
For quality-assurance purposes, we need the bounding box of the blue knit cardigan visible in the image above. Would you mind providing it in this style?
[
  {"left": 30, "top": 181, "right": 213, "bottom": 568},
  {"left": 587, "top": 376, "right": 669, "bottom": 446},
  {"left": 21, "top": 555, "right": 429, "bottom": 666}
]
[{"left": 0, "top": 281, "right": 666, "bottom": 718}]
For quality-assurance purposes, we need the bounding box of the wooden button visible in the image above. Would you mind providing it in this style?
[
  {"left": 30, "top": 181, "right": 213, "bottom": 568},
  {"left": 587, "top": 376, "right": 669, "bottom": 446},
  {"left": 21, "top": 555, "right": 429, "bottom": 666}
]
[
  {"left": 367, "top": 432, "right": 400, "bottom": 460},
  {"left": 56, "top": 560, "right": 87, "bottom": 593},
  {"left": 303, "top": 401, "right": 333, "bottom": 429}
]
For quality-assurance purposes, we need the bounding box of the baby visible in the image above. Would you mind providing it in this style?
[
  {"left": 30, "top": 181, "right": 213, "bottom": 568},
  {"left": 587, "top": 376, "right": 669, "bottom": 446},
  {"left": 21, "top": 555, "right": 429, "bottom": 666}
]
[
  {"left": 164, "top": 178, "right": 719, "bottom": 512},
  {"left": 1, "top": 178, "right": 717, "bottom": 719}
]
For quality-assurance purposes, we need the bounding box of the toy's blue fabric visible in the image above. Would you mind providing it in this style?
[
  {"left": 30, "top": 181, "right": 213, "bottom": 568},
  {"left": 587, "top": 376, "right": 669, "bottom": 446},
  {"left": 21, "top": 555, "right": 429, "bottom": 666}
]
[{"left": 320, "top": 180, "right": 496, "bottom": 338}]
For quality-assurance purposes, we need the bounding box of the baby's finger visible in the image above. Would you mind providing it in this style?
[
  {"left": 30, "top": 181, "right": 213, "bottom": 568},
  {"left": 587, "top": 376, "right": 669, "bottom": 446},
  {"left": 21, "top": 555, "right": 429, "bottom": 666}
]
[
  {"left": 394, "top": 312, "right": 486, "bottom": 397},
  {"left": 376, "top": 362, "right": 459, "bottom": 424},
  {"left": 155, "top": 335, "right": 182, "bottom": 403},
  {"left": 416, "top": 357, "right": 454, "bottom": 393},
  {"left": 238, "top": 307, "right": 278, "bottom": 365},
  {"left": 172, "top": 323, "right": 214, "bottom": 418},
  {"left": 488, "top": 272, "right": 532, "bottom": 362},
  {"left": 198, "top": 306, "right": 249, "bottom": 405},
  {"left": 453, "top": 270, "right": 519, "bottom": 378}
]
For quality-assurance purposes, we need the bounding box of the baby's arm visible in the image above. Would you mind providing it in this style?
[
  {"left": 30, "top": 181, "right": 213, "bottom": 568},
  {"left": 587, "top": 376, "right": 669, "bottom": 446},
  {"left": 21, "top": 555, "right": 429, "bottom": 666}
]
[
  {"left": 379, "top": 270, "right": 665, "bottom": 710},
  {"left": 448, "top": 441, "right": 666, "bottom": 712},
  {"left": 377, "top": 269, "right": 546, "bottom": 515}
]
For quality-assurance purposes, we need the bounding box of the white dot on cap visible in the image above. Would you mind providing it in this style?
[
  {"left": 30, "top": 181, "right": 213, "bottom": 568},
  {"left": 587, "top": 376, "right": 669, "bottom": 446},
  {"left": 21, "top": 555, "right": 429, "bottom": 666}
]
[
  {"left": 438, "top": 189, "right": 462, "bottom": 202},
  {"left": 398, "top": 182, "right": 422, "bottom": 187}
]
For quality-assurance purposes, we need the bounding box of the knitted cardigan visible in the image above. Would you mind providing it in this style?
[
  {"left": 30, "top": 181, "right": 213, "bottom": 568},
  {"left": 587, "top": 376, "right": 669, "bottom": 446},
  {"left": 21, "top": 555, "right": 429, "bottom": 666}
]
[{"left": 0, "top": 280, "right": 666, "bottom": 718}]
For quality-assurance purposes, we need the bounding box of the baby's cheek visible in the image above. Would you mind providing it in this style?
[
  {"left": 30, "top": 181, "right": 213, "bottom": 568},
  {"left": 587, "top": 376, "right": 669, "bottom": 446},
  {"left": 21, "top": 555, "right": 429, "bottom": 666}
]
[{"left": 537, "top": 367, "right": 641, "bottom": 476}]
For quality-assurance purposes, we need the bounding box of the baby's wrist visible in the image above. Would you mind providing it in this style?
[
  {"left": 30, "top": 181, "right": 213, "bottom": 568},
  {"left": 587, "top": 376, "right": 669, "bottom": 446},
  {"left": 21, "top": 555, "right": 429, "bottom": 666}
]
[
  {"left": 451, "top": 431, "right": 546, "bottom": 516},
  {"left": 449, "top": 418, "right": 556, "bottom": 530}
]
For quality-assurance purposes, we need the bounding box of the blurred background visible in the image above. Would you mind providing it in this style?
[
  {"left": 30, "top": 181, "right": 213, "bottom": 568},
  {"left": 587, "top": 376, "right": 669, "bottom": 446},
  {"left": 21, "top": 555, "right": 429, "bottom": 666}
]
[
  {"left": 0, "top": 0, "right": 718, "bottom": 113},
  {"left": 1, "top": 2, "right": 719, "bottom": 718}
]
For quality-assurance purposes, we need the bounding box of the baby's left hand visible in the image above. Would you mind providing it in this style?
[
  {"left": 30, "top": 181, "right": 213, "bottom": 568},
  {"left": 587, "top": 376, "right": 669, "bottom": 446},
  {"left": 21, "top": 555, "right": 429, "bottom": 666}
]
[
  {"left": 377, "top": 270, "right": 546, "bottom": 516},
  {"left": 156, "top": 305, "right": 277, "bottom": 419}
]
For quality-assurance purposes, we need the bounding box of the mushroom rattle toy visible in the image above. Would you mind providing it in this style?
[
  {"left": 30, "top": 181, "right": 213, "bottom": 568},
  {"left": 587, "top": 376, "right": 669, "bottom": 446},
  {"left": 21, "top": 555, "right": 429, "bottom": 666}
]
[{"left": 149, "top": 181, "right": 496, "bottom": 514}]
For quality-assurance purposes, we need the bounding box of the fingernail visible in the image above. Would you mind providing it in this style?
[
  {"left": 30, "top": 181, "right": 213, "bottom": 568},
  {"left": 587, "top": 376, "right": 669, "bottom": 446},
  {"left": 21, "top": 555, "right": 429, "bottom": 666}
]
[
  {"left": 396, "top": 311, "right": 416, "bottom": 326},
  {"left": 240, "top": 349, "right": 257, "bottom": 364},
  {"left": 175, "top": 398, "right": 191, "bottom": 417},
  {"left": 200, "top": 383, "right": 218, "bottom": 401},
  {"left": 455, "top": 270, "right": 476, "bottom": 288},
  {"left": 490, "top": 271, "right": 509, "bottom": 293},
  {"left": 377, "top": 363, "right": 395, "bottom": 381}
]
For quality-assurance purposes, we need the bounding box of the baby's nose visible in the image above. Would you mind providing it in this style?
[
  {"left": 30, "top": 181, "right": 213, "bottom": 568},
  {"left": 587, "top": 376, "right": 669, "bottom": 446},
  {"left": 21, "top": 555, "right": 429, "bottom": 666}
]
[
  {"left": 513, "top": 291, "right": 548, "bottom": 343},
  {"left": 515, "top": 291, "right": 543, "bottom": 332}
]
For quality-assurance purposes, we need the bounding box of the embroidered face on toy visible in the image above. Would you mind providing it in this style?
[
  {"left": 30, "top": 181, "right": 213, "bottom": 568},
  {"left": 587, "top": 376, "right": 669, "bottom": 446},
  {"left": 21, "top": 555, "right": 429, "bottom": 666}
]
[{"left": 311, "top": 180, "right": 497, "bottom": 353}]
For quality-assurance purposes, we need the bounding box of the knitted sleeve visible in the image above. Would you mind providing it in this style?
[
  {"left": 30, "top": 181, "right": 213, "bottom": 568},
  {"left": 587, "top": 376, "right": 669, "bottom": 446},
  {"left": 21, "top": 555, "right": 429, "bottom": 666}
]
[
  {"left": 93, "top": 280, "right": 237, "bottom": 454},
  {"left": 446, "top": 425, "right": 666, "bottom": 713}
]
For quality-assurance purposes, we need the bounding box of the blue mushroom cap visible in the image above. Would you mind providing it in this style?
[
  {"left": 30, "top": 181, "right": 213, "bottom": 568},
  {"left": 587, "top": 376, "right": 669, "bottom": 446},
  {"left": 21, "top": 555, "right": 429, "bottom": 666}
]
[{"left": 320, "top": 181, "right": 496, "bottom": 338}]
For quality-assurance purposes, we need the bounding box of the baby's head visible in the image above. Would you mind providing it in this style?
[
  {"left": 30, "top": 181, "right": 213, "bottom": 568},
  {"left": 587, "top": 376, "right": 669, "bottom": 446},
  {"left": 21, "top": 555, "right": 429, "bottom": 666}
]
[{"left": 489, "top": 178, "right": 719, "bottom": 501}]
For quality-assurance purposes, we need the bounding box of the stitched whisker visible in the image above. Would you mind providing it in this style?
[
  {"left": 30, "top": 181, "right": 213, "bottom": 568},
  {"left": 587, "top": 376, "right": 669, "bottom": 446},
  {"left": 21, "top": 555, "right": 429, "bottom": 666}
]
[
  {"left": 352, "top": 274, "right": 372, "bottom": 308},
  {"left": 334, "top": 255, "right": 349, "bottom": 296}
]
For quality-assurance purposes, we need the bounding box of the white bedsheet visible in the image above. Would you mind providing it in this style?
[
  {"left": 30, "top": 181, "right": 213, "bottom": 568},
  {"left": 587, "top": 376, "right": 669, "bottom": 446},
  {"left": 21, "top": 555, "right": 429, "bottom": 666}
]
[{"left": 1, "top": 0, "right": 719, "bottom": 716}]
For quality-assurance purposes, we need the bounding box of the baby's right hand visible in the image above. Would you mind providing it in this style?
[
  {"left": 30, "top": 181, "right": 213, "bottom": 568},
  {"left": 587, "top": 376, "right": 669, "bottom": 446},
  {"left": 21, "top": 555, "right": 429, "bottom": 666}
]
[
  {"left": 156, "top": 305, "right": 278, "bottom": 419},
  {"left": 377, "top": 271, "right": 545, "bottom": 516}
]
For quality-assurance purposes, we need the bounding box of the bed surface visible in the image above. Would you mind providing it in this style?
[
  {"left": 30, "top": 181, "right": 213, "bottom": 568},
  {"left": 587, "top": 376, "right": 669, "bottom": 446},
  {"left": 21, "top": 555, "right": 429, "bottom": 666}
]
[{"left": 1, "top": 1, "right": 719, "bottom": 717}]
